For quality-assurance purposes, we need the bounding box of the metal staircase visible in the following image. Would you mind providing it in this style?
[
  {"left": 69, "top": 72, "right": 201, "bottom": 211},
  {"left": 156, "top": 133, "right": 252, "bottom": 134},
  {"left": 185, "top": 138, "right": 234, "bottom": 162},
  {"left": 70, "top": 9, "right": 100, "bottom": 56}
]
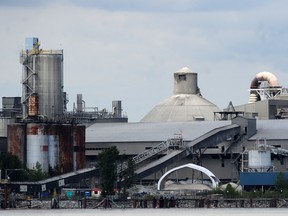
[{"left": 117, "top": 137, "right": 183, "bottom": 173}]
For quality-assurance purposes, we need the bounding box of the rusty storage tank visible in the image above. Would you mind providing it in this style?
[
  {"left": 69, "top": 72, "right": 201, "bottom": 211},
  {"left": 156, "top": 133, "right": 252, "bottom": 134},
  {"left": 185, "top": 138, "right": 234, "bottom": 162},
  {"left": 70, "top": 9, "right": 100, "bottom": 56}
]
[
  {"left": 57, "top": 124, "right": 85, "bottom": 173},
  {"left": 58, "top": 125, "right": 74, "bottom": 173},
  {"left": 7, "top": 123, "right": 26, "bottom": 164},
  {"left": 21, "top": 38, "right": 64, "bottom": 120},
  {"left": 7, "top": 122, "right": 85, "bottom": 174},
  {"left": 72, "top": 125, "right": 85, "bottom": 170}
]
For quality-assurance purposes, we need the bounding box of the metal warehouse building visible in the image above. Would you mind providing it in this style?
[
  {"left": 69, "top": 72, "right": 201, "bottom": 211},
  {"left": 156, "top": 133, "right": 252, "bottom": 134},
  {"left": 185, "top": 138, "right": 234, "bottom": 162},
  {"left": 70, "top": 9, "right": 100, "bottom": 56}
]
[{"left": 85, "top": 68, "right": 288, "bottom": 187}]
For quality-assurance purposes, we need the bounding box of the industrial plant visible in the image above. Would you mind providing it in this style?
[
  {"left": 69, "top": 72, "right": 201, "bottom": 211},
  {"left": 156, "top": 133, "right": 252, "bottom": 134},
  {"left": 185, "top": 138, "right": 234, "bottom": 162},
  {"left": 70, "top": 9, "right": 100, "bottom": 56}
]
[{"left": 1, "top": 38, "right": 288, "bottom": 196}]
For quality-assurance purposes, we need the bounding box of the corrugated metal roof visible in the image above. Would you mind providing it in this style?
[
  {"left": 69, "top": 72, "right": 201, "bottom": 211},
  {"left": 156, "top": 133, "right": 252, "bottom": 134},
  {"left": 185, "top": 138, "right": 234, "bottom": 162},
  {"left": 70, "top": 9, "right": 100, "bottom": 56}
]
[
  {"left": 140, "top": 94, "right": 220, "bottom": 122},
  {"left": 86, "top": 121, "right": 231, "bottom": 143},
  {"left": 86, "top": 119, "right": 288, "bottom": 143},
  {"left": 249, "top": 119, "right": 288, "bottom": 140}
]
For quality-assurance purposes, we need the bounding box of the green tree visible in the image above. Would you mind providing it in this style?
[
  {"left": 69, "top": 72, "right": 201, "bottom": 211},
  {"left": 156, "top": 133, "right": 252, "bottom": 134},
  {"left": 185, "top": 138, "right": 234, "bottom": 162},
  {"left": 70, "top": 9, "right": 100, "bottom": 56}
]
[
  {"left": 224, "top": 184, "right": 238, "bottom": 198},
  {"left": 119, "top": 158, "right": 135, "bottom": 198},
  {"left": 0, "top": 152, "right": 23, "bottom": 181},
  {"left": 27, "top": 162, "right": 49, "bottom": 181},
  {"left": 275, "top": 172, "right": 288, "bottom": 192},
  {"left": 98, "top": 146, "right": 119, "bottom": 197}
]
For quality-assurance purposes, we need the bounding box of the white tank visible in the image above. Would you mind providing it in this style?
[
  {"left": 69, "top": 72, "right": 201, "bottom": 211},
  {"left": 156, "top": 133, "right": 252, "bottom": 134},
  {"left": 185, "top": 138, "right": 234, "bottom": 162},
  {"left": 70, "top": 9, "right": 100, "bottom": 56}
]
[
  {"left": 26, "top": 123, "right": 49, "bottom": 172},
  {"left": 248, "top": 150, "right": 271, "bottom": 172},
  {"left": 48, "top": 134, "right": 59, "bottom": 169}
]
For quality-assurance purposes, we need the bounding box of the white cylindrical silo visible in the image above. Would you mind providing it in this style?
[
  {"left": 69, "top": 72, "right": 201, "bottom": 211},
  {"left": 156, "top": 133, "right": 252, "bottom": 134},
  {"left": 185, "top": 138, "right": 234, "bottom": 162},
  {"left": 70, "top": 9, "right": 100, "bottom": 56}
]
[
  {"left": 48, "top": 133, "right": 59, "bottom": 170},
  {"left": 173, "top": 67, "right": 198, "bottom": 94},
  {"left": 21, "top": 38, "right": 64, "bottom": 120},
  {"left": 26, "top": 123, "right": 49, "bottom": 172},
  {"left": 34, "top": 53, "right": 63, "bottom": 119}
]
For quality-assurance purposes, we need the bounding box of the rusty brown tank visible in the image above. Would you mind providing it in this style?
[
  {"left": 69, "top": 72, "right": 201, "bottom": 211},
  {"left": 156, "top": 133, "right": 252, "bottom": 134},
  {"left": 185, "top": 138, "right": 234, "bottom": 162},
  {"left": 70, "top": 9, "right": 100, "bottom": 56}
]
[{"left": 7, "top": 123, "right": 26, "bottom": 163}]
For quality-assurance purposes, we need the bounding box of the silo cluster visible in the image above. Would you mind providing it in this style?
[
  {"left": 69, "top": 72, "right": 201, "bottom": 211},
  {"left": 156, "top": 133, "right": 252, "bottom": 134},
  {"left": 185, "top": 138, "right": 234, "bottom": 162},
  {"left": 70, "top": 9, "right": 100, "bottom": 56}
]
[
  {"left": 8, "top": 123, "right": 85, "bottom": 173},
  {"left": 6, "top": 38, "right": 86, "bottom": 174}
]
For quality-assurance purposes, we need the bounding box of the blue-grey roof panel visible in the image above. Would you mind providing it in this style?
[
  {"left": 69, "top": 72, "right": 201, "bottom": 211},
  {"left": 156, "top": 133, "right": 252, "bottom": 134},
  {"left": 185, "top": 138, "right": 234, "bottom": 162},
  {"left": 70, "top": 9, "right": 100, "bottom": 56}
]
[{"left": 86, "top": 121, "right": 231, "bottom": 143}]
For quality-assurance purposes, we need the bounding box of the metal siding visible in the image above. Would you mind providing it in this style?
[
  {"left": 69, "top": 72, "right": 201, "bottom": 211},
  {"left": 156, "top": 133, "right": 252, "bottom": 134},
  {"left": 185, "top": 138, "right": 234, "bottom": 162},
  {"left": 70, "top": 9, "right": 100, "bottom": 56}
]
[
  {"left": 240, "top": 172, "right": 288, "bottom": 186},
  {"left": 248, "top": 150, "right": 271, "bottom": 170},
  {"left": 37, "top": 54, "right": 63, "bottom": 119},
  {"left": 249, "top": 120, "right": 288, "bottom": 140},
  {"left": 0, "top": 118, "right": 15, "bottom": 137}
]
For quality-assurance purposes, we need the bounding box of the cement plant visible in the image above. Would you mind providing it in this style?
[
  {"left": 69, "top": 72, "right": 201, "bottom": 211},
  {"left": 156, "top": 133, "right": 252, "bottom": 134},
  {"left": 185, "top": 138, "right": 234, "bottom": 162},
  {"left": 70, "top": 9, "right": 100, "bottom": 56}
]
[{"left": 1, "top": 38, "right": 288, "bottom": 208}]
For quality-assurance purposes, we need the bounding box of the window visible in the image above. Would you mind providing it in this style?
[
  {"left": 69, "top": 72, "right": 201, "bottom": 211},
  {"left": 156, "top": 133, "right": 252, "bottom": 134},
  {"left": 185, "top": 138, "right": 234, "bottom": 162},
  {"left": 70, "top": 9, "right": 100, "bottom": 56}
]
[{"left": 178, "top": 75, "right": 186, "bottom": 81}]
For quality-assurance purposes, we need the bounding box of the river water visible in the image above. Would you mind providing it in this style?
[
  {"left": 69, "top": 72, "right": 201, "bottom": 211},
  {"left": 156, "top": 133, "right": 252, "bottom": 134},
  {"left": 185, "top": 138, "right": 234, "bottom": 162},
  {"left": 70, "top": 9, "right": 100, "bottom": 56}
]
[{"left": 1, "top": 208, "right": 288, "bottom": 216}]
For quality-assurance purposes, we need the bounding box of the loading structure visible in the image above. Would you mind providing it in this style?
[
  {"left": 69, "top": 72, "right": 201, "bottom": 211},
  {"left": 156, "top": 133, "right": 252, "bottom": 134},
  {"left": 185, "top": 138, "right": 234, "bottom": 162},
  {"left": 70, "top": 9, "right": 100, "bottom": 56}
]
[{"left": 132, "top": 124, "right": 241, "bottom": 181}]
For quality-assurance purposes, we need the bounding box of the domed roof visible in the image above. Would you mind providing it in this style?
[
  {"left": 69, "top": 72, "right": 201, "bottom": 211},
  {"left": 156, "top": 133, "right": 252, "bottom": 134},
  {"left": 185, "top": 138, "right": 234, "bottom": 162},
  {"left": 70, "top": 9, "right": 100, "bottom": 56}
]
[
  {"left": 140, "top": 67, "right": 220, "bottom": 122},
  {"left": 176, "top": 67, "right": 194, "bottom": 74},
  {"left": 140, "top": 94, "right": 220, "bottom": 122}
]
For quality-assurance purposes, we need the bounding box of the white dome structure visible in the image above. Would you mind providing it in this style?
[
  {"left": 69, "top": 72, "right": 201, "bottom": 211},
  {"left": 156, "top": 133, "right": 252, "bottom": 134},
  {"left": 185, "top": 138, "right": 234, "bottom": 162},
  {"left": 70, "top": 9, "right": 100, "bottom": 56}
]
[{"left": 140, "top": 67, "right": 220, "bottom": 122}]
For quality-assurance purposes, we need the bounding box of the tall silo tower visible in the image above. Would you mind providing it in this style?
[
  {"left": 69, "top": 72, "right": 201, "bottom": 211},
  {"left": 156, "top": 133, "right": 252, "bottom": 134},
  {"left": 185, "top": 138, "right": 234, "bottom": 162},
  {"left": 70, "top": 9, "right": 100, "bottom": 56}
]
[{"left": 20, "top": 38, "right": 64, "bottom": 120}]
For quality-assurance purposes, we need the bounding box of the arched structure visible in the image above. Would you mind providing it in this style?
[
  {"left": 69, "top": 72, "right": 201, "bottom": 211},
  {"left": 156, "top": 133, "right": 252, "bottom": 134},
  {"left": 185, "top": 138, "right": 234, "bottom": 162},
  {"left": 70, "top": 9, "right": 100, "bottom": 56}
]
[
  {"left": 250, "top": 72, "right": 278, "bottom": 89},
  {"left": 157, "top": 163, "right": 220, "bottom": 190}
]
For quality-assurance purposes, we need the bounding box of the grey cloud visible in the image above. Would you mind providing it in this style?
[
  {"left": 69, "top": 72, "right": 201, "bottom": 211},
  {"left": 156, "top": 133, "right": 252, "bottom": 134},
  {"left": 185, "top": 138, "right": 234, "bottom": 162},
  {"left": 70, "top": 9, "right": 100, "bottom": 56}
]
[
  {"left": 0, "top": 0, "right": 51, "bottom": 7},
  {"left": 69, "top": 0, "right": 267, "bottom": 13}
]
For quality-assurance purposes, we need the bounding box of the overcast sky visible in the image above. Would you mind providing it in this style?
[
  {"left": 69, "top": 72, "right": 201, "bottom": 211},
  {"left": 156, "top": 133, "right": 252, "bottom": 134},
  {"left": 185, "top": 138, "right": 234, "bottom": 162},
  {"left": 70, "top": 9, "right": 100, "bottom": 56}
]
[{"left": 1, "top": 0, "right": 288, "bottom": 122}]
